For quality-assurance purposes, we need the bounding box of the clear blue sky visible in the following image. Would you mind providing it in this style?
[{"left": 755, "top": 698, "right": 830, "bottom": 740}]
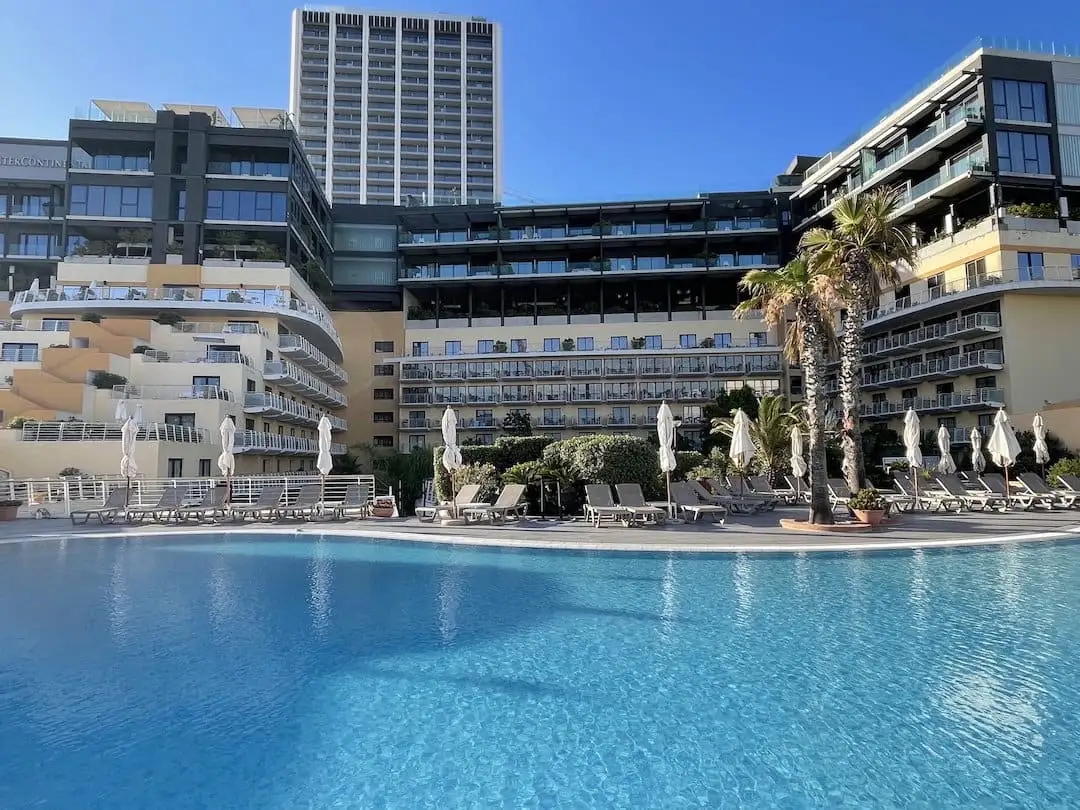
[{"left": 1, "top": 0, "right": 1077, "bottom": 202}]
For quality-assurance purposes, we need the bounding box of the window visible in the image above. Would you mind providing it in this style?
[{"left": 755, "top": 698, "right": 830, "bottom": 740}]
[
  {"left": 713, "top": 333, "right": 732, "bottom": 348},
  {"left": 510, "top": 339, "right": 527, "bottom": 353},
  {"left": 978, "top": 413, "right": 995, "bottom": 429},
  {"left": 246, "top": 379, "right": 256, "bottom": 392},
  {"left": 475, "top": 408, "right": 494, "bottom": 427},
  {"left": 68, "top": 185, "right": 152, "bottom": 218},
  {"left": 610, "top": 336, "right": 628, "bottom": 350},
  {"left": 374, "top": 388, "right": 394, "bottom": 400},
  {"left": 997, "top": 131, "right": 1052, "bottom": 174},
  {"left": 644, "top": 335, "right": 662, "bottom": 350},
  {"left": 790, "top": 376, "right": 803, "bottom": 396},
  {"left": 411, "top": 341, "right": 429, "bottom": 356},
  {"left": 198, "top": 459, "right": 212, "bottom": 477},
  {"left": 164, "top": 413, "right": 196, "bottom": 428},
  {"left": 679, "top": 334, "right": 697, "bottom": 349},
  {"left": 992, "top": 79, "right": 1049, "bottom": 122},
  {"left": 373, "top": 411, "right": 395, "bottom": 423},
  {"left": 749, "top": 332, "right": 767, "bottom": 347},
  {"left": 373, "top": 436, "right": 394, "bottom": 447},
  {"left": 477, "top": 340, "right": 494, "bottom": 354},
  {"left": 646, "top": 405, "right": 659, "bottom": 422},
  {"left": 192, "top": 376, "right": 220, "bottom": 395},
  {"left": 245, "top": 419, "right": 255, "bottom": 431},
  {"left": 445, "top": 340, "right": 462, "bottom": 355},
  {"left": 167, "top": 458, "right": 183, "bottom": 477},
  {"left": 965, "top": 258, "right": 987, "bottom": 288},
  {"left": 1072, "top": 254, "right": 1080, "bottom": 278},
  {"left": 374, "top": 340, "right": 394, "bottom": 353},
  {"left": 408, "top": 435, "right": 426, "bottom": 451},
  {"left": 611, "top": 406, "right": 631, "bottom": 425},
  {"left": 205, "top": 189, "right": 287, "bottom": 221},
  {"left": 577, "top": 337, "right": 594, "bottom": 351},
  {"left": 975, "top": 376, "right": 998, "bottom": 389},
  {"left": 0, "top": 342, "right": 36, "bottom": 362},
  {"left": 373, "top": 364, "right": 394, "bottom": 376},
  {"left": 901, "top": 388, "right": 918, "bottom": 401},
  {"left": 927, "top": 273, "right": 944, "bottom": 297},
  {"left": 1018, "top": 252, "right": 1044, "bottom": 281},
  {"left": 543, "top": 338, "right": 559, "bottom": 352}
]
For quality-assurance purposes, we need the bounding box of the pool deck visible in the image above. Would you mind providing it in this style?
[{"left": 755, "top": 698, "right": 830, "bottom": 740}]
[{"left": 3, "top": 506, "right": 1079, "bottom": 554}]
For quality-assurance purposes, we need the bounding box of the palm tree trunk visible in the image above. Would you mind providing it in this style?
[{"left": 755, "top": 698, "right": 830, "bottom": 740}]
[
  {"left": 839, "top": 265, "right": 871, "bottom": 492},
  {"left": 800, "top": 310, "right": 833, "bottom": 524}
]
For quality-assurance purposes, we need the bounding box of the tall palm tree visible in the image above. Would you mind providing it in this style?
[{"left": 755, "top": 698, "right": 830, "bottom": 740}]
[
  {"left": 800, "top": 188, "right": 916, "bottom": 491},
  {"left": 734, "top": 257, "right": 837, "bottom": 524}
]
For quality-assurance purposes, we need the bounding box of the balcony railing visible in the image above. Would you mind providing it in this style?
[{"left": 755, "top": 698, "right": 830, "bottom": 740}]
[
  {"left": 171, "top": 321, "right": 271, "bottom": 338},
  {"left": 864, "top": 313, "right": 1002, "bottom": 355},
  {"left": 869, "top": 265, "right": 1080, "bottom": 322},
  {"left": 400, "top": 343, "right": 778, "bottom": 359},
  {"left": 859, "top": 387, "right": 1005, "bottom": 418},
  {"left": 20, "top": 421, "right": 210, "bottom": 443},
  {"left": 279, "top": 334, "right": 349, "bottom": 384},
  {"left": 401, "top": 254, "right": 780, "bottom": 279},
  {"left": 111, "top": 384, "right": 234, "bottom": 401},
  {"left": 0, "top": 319, "right": 71, "bottom": 332},
  {"left": 244, "top": 392, "right": 322, "bottom": 424},
  {"left": 263, "top": 360, "right": 347, "bottom": 408},
  {"left": 401, "top": 418, "right": 436, "bottom": 430},
  {"left": 399, "top": 218, "right": 778, "bottom": 245},
  {"left": 139, "top": 349, "right": 254, "bottom": 367},
  {"left": 0, "top": 348, "right": 40, "bottom": 362},
  {"left": 232, "top": 430, "right": 346, "bottom": 455}
]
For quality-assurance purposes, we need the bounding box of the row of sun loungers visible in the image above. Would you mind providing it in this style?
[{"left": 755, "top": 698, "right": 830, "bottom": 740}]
[
  {"left": 71, "top": 483, "right": 373, "bottom": 525},
  {"left": 415, "top": 483, "right": 528, "bottom": 524}
]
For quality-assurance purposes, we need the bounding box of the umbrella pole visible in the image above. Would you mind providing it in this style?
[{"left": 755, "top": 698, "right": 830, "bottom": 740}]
[
  {"left": 914, "top": 470, "right": 919, "bottom": 509},
  {"left": 666, "top": 471, "right": 672, "bottom": 520},
  {"left": 1004, "top": 466, "right": 1010, "bottom": 511}
]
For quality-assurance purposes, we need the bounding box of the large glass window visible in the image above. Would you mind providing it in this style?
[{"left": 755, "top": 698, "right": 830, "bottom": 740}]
[
  {"left": 69, "top": 185, "right": 152, "bottom": 218},
  {"left": 997, "top": 131, "right": 1052, "bottom": 174},
  {"left": 1018, "top": 251, "right": 1044, "bottom": 281},
  {"left": 206, "top": 190, "right": 287, "bottom": 221},
  {"left": 10, "top": 194, "right": 51, "bottom": 217},
  {"left": 992, "top": 79, "right": 1049, "bottom": 122}
]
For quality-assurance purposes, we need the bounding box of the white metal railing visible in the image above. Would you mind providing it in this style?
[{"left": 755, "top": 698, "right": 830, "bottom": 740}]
[
  {"left": 263, "top": 360, "right": 347, "bottom": 407},
  {"left": 0, "top": 319, "right": 72, "bottom": 332},
  {"left": 112, "top": 384, "right": 235, "bottom": 402},
  {"left": 279, "top": 333, "right": 348, "bottom": 383},
  {"left": 19, "top": 420, "right": 211, "bottom": 443},
  {"left": 0, "top": 348, "right": 40, "bottom": 362},
  {"left": 859, "top": 387, "right": 1005, "bottom": 417},
  {"left": 233, "top": 429, "right": 346, "bottom": 455},
  {"left": 397, "top": 343, "right": 780, "bottom": 360},
  {"left": 864, "top": 312, "right": 1001, "bottom": 355},
  {"left": 0, "top": 474, "right": 380, "bottom": 519},
  {"left": 139, "top": 349, "right": 254, "bottom": 367},
  {"left": 244, "top": 392, "right": 321, "bottom": 423},
  {"left": 870, "top": 266, "right": 1080, "bottom": 321},
  {"left": 171, "top": 321, "right": 271, "bottom": 338},
  {"left": 12, "top": 286, "right": 340, "bottom": 348}
]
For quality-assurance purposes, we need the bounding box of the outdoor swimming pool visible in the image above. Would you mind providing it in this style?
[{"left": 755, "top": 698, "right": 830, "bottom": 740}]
[{"left": 1, "top": 532, "right": 1078, "bottom": 808}]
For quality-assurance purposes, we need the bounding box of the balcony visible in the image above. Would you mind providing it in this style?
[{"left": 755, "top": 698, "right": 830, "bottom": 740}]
[
  {"left": 232, "top": 430, "right": 346, "bottom": 455},
  {"left": 0, "top": 347, "right": 40, "bottom": 363},
  {"left": 138, "top": 349, "right": 254, "bottom": 368},
  {"left": 570, "top": 416, "right": 603, "bottom": 428},
  {"left": 864, "top": 313, "right": 1002, "bottom": 356},
  {"left": 860, "top": 388, "right": 1006, "bottom": 419},
  {"left": 243, "top": 392, "right": 325, "bottom": 425},
  {"left": 400, "top": 254, "right": 780, "bottom": 280},
  {"left": 12, "top": 282, "right": 342, "bottom": 361},
  {"left": 402, "top": 392, "right": 433, "bottom": 405},
  {"left": 279, "top": 334, "right": 348, "bottom": 384},
  {"left": 538, "top": 416, "right": 566, "bottom": 427},
  {"left": 172, "top": 322, "right": 270, "bottom": 339},
  {"left": 111, "top": 384, "right": 234, "bottom": 401},
  {"left": 501, "top": 389, "right": 534, "bottom": 403},
  {"left": 19, "top": 421, "right": 210, "bottom": 443},
  {"left": 263, "top": 361, "right": 347, "bottom": 408},
  {"left": 459, "top": 418, "right": 496, "bottom": 429},
  {"left": 401, "top": 418, "right": 436, "bottom": 431}
]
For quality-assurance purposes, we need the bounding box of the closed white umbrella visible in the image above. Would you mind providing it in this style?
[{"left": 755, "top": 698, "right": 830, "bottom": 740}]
[
  {"left": 656, "top": 401, "right": 677, "bottom": 518},
  {"left": 27, "top": 278, "right": 39, "bottom": 295},
  {"left": 988, "top": 409, "right": 1021, "bottom": 499},
  {"left": 936, "top": 425, "right": 957, "bottom": 475},
  {"left": 87, "top": 280, "right": 99, "bottom": 300},
  {"left": 790, "top": 426, "right": 807, "bottom": 501},
  {"left": 729, "top": 409, "right": 757, "bottom": 495},
  {"left": 441, "top": 406, "right": 463, "bottom": 517},
  {"left": 903, "top": 408, "right": 923, "bottom": 502},
  {"left": 970, "top": 428, "right": 986, "bottom": 475},
  {"left": 114, "top": 399, "right": 128, "bottom": 423},
  {"left": 120, "top": 416, "right": 138, "bottom": 506},
  {"left": 217, "top": 415, "right": 236, "bottom": 490},
  {"left": 133, "top": 403, "right": 144, "bottom": 424},
  {"left": 316, "top": 415, "right": 334, "bottom": 513},
  {"left": 1033, "top": 413, "right": 1050, "bottom": 477}
]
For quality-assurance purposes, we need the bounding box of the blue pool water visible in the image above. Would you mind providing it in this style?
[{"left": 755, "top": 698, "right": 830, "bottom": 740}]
[{"left": 2, "top": 534, "right": 1080, "bottom": 808}]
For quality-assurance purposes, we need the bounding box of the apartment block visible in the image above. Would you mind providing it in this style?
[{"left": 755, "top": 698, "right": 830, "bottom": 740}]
[
  {"left": 792, "top": 40, "right": 1080, "bottom": 446},
  {"left": 0, "top": 137, "right": 68, "bottom": 294},
  {"left": 289, "top": 7, "right": 501, "bottom": 206}
]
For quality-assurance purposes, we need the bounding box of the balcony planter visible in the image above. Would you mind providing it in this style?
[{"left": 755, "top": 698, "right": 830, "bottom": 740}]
[
  {"left": 0, "top": 500, "right": 23, "bottom": 521},
  {"left": 203, "top": 258, "right": 243, "bottom": 267},
  {"left": 111, "top": 257, "right": 151, "bottom": 265},
  {"left": 165, "top": 253, "right": 184, "bottom": 264},
  {"left": 371, "top": 496, "right": 395, "bottom": 518},
  {"left": 1000, "top": 215, "right": 1060, "bottom": 233},
  {"left": 244, "top": 261, "right": 287, "bottom": 269},
  {"left": 73, "top": 256, "right": 113, "bottom": 264}
]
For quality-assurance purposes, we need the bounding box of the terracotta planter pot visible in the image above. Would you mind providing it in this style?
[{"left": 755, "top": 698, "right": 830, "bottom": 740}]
[
  {"left": 853, "top": 508, "right": 885, "bottom": 527},
  {"left": 0, "top": 503, "right": 23, "bottom": 521},
  {"left": 371, "top": 506, "right": 394, "bottom": 518}
]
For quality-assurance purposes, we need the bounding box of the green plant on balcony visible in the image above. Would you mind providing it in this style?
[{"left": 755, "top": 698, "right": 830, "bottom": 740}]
[
  {"left": 492, "top": 340, "right": 508, "bottom": 353},
  {"left": 7, "top": 416, "right": 31, "bottom": 429},
  {"left": 214, "top": 231, "right": 250, "bottom": 261},
  {"left": 118, "top": 228, "right": 152, "bottom": 257},
  {"left": 406, "top": 305, "right": 436, "bottom": 321},
  {"left": 166, "top": 241, "right": 184, "bottom": 254},
  {"left": 47, "top": 343, "right": 68, "bottom": 349},
  {"left": 592, "top": 218, "right": 613, "bottom": 236},
  {"left": 631, "top": 337, "right": 646, "bottom": 349},
  {"left": 80, "top": 312, "right": 102, "bottom": 323},
  {"left": 1005, "top": 201, "right": 1058, "bottom": 219},
  {"left": 251, "top": 239, "right": 283, "bottom": 262},
  {"left": 132, "top": 345, "right": 151, "bottom": 354},
  {"left": 90, "top": 371, "right": 127, "bottom": 390},
  {"left": 73, "top": 239, "right": 118, "bottom": 258},
  {"left": 58, "top": 467, "right": 82, "bottom": 477},
  {"left": 560, "top": 338, "right": 575, "bottom": 351},
  {"left": 153, "top": 312, "right": 185, "bottom": 326},
  {"left": 226, "top": 290, "right": 246, "bottom": 303},
  {"left": 699, "top": 337, "right": 715, "bottom": 349}
]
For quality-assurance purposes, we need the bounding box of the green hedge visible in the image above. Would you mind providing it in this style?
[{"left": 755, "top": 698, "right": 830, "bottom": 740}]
[
  {"left": 543, "top": 434, "right": 662, "bottom": 497},
  {"left": 434, "top": 436, "right": 553, "bottom": 500}
]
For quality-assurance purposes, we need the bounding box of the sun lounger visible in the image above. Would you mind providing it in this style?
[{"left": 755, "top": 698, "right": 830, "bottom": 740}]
[
  {"left": 670, "top": 481, "right": 726, "bottom": 523},
  {"left": 890, "top": 471, "right": 962, "bottom": 512},
  {"left": 784, "top": 474, "right": 811, "bottom": 504},
  {"left": 124, "top": 486, "right": 185, "bottom": 523},
  {"left": 416, "top": 484, "right": 483, "bottom": 522},
  {"left": 277, "top": 483, "right": 323, "bottom": 520},
  {"left": 827, "top": 479, "right": 852, "bottom": 508},
  {"left": 231, "top": 484, "right": 284, "bottom": 521},
  {"left": 463, "top": 483, "right": 527, "bottom": 523},
  {"left": 701, "top": 479, "right": 762, "bottom": 514},
  {"left": 323, "top": 483, "right": 371, "bottom": 520},
  {"left": 70, "top": 487, "right": 128, "bottom": 525},
  {"left": 172, "top": 485, "right": 229, "bottom": 522},
  {"left": 614, "top": 483, "right": 667, "bottom": 525},
  {"left": 978, "top": 473, "right": 1047, "bottom": 510},
  {"left": 752, "top": 475, "right": 796, "bottom": 505},
  {"left": 726, "top": 475, "right": 779, "bottom": 511},
  {"left": 1057, "top": 473, "right": 1080, "bottom": 493},
  {"left": 1016, "top": 472, "right": 1077, "bottom": 509},
  {"left": 931, "top": 473, "right": 1006, "bottom": 512},
  {"left": 584, "top": 484, "right": 632, "bottom": 528}
]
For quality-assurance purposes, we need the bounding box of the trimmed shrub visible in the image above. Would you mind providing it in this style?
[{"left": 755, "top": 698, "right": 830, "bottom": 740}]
[
  {"left": 153, "top": 312, "right": 185, "bottom": 326},
  {"left": 90, "top": 371, "right": 127, "bottom": 390},
  {"left": 673, "top": 451, "right": 704, "bottom": 482},
  {"left": 688, "top": 448, "right": 730, "bottom": 482},
  {"left": 449, "top": 462, "right": 498, "bottom": 502},
  {"left": 80, "top": 312, "right": 102, "bottom": 323},
  {"left": 543, "top": 434, "right": 662, "bottom": 496},
  {"left": 433, "top": 436, "right": 553, "bottom": 500},
  {"left": 1048, "top": 457, "right": 1080, "bottom": 485}
]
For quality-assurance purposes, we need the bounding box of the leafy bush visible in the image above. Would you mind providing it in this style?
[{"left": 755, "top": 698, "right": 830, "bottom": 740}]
[
  {"left": 450, "top": 462, "right": 498, "bottom": 502},
  {"left": 80, "top": 312, "right": 102, "bottom": 323},
  {"left": 849, "top": 488, "right": 885, "bottom": 511},
  {"left": 542, "top": 434, "right": 662, "bottom": 496},
  {"left": 153, "top": 312, "right": 185, "bottom": 326},
  {"left": 7, "top": 416, "right": 31, "bottom": 429},
  {"left": 1049, "top": 457, "right": 1080, "bottom": 485},
  {"left": 688, "top": 448, "right": 730, "bottom": 482},
  {"left": 502, "top": 410, "right": 532, "bottom": 436},
  {"left": 434, "top": 436, "right": 554, "bottom": 500},
  {"left": 132, "top": 345, "right": 151, "bottom": 354},
  {"left": 673, "top": 451, "right": 704, "bottom": 482},
  {"left": 560, "top": 338, "right": 575, "bottom": 351},
  {"left": 501, "top": 461, "right": 547, "bottom": 485},
  {"left": 1006, "top": 201, "right": 1058, "bottom": 219},
  {"left": 90, "top": 371, "right": 128, "bottom": 390},
  {"left": 58, "top": 467, "right": 82, "bottom": 477}
]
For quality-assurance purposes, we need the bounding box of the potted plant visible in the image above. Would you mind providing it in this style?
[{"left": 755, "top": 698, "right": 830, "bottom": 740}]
[
  {"left": 560, "top": 338, "right": 575, "bottom": 351},
  {"left": 153, "top": 312, "right": 185, "bottom": 326},
  {"left": 631, "top": 336, "right": 646, "bottom": 350},
  {"left": 0, "top": 499, "right": 23, "bottom": 521},
  {"left": 371, "top": 495, "right": 396, "bottom": 518},
  {"left": 493, "top": 340, "right": 508, "bottom": 353},
  {"left": 80, "top": 312, "right": 102, "bottom": 324},
  {"left": 849, "top": 488, "right": 886, "bottom": 527},
  {"left": 699, "top": 337, "right": 714, "bottom": 349}
]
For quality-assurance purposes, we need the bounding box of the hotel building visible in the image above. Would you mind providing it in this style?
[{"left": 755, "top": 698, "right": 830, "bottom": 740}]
[
  {"left": 289, "top": 6, "right": 501, "bottom": 206},
  {"left": 0, "top": 137, "right": 68, "bottom": 294},
  {"left": 791, "top": 40, "right": 1080, "bottom": 445}
]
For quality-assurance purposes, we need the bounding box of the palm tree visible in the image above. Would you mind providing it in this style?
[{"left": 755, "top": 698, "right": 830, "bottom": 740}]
[
  {"left": 734, "top": 257, "right": 837, "bottom": 524},
  {"left": 709, "top": 395, "right": 801, "bottom": 483},
  {"left": 800, "top": 188, "right": 916, "bottom": 491}
]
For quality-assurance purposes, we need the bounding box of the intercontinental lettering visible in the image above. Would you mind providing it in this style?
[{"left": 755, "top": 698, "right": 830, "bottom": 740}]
[{"left": 0, "top": 155, "right": 67, "bottom": 168}]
